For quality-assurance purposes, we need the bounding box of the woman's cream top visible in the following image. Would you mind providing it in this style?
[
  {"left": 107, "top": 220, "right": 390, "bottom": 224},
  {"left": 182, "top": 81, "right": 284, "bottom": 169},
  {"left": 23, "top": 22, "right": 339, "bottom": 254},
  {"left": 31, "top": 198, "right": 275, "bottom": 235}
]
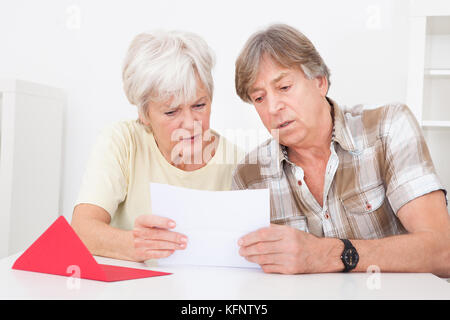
[{"left": 76, "top": 120, "right": 244, "bottom": 230}]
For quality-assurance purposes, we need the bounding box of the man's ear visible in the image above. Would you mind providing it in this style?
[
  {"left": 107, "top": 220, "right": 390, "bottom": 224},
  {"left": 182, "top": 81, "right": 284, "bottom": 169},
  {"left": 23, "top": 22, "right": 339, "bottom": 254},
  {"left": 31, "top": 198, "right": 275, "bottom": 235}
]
[{"left": 316, "top": 76, "right": 329, "bottom": 97}]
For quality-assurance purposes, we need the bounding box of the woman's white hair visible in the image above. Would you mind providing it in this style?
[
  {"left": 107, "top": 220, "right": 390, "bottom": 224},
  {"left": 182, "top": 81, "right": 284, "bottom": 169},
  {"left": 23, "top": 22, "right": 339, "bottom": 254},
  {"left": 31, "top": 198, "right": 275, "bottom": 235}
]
[{"left": 122, "top": 30, "right": 215, "bottom": 123}]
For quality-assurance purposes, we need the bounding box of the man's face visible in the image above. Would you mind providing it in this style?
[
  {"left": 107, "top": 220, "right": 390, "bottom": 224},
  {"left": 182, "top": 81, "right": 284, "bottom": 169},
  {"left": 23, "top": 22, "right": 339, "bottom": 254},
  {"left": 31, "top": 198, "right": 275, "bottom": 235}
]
[{"left": 248, "top": 55, "right": 328, "bottom": 148}]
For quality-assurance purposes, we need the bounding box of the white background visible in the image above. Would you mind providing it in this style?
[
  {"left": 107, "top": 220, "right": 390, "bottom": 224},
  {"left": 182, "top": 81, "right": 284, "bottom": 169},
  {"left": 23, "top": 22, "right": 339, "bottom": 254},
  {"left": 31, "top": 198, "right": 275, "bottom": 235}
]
[{"left": 0, "top": 0, "right": 412, "bottom": 220}]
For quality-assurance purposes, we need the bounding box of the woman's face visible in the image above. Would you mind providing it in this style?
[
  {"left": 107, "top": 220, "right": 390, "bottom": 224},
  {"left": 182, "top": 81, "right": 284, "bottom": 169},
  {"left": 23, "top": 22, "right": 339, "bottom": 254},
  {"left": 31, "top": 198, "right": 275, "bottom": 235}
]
[{"left": 142, "top": 80, "right": 212, "bottom": 167}]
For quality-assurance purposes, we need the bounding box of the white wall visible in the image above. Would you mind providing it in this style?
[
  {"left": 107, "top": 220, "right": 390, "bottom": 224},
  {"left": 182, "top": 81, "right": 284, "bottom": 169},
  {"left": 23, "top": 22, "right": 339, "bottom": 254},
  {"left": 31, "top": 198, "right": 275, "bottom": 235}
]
[{"left": 0, "top": 0, "right": 411, "bottom": 221}]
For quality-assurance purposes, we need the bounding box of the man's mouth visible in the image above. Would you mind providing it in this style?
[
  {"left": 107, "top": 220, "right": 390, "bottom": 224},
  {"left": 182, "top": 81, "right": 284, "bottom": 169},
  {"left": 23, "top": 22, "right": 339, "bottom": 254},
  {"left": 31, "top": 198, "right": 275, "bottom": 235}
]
[{"left": 277, "top": 120, "right": 294, "bottom": 129}]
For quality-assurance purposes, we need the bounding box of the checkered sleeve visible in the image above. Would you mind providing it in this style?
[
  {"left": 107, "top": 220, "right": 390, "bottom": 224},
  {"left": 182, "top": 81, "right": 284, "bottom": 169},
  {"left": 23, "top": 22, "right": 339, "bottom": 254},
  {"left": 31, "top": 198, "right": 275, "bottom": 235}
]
[{"left": 382, "top": 104, "right": 447, "bottom": 214}]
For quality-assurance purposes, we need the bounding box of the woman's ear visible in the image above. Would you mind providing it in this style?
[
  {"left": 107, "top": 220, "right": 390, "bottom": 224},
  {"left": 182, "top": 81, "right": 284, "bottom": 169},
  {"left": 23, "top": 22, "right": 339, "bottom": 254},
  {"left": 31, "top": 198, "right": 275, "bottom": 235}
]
[{"left": 138, "top": 111, "right": 151, "bottom": 126}]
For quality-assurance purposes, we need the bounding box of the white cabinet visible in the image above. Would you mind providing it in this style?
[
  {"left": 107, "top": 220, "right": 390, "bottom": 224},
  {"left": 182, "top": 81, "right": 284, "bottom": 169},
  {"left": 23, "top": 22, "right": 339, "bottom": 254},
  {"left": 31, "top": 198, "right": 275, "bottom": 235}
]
[
  {"left": 0, "top": 79, "right": 65, "bottom": 258},
  {"left": 407, "top": 0, "right": 450, "bottom": 194}
]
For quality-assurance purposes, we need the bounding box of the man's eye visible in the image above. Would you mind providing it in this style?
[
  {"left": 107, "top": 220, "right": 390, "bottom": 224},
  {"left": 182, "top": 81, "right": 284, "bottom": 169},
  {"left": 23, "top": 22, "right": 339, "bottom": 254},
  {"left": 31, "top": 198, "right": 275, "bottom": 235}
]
[
  {"left": 254, "top": 97, "right": 263, "bottom": 103},
  {"left": 280, "top": 85, "right": 291, "bottom": 91},
  {"left": 193, "top": 103, "right": 206, "bottom": 109}
]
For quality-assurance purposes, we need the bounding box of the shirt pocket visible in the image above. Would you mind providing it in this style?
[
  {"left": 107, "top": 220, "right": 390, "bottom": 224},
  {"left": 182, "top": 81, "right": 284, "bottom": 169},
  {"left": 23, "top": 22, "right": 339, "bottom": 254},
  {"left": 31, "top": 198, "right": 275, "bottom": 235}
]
[
  {"left": 341, "top": 184, "right": 386, "bottom": 215},
  {"left": 340, "top": 184, "right": 389, "bottom": 239}
]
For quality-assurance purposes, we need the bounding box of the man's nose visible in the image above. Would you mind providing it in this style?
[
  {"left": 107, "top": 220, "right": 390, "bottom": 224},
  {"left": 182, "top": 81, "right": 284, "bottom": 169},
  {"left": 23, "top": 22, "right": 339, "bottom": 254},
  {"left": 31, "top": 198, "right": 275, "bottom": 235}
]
[{"left": 268, "top": 95, "right": 284, "bottom": 115}]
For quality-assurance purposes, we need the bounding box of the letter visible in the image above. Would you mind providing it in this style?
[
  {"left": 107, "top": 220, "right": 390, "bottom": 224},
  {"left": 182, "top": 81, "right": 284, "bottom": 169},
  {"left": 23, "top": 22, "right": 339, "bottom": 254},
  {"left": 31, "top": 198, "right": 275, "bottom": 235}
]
[
  {"left": 171, "top": 128, "right": 190, "bottom": 165},
  {"left": 202, "top": 129, "right": 216, "bottom": 164},
  {"left": 366, "top": 5, "right": 381, "bottom": 30},
  {"left": 66, "top": 265, "right": 81, "bottom": 290},
  {"left": 253, "top": 305, "right": 261, "bottom": 314},
  {"left": 208, "top": 307, "right": 215, "bottom": 318},
  {"left": 236, "top": 305, "right": 244, "bottom": 314},
  {"left": 66, "top": 5, "right": 81, "bottom": 30},
  {"left": 190, "top": 304, "right": 197, "bottom": 315},
  {"left": 225, "top": 305, "right": 232, "bottom": 314},
  {"left": 366, "top": 265, "right": 381, "bottom": 290},
  {"left": 193, "top": 120, "right": 203, "bottom": 165},
  {"left": 181, "top": 307, "right": 187, "bottom": 315}
]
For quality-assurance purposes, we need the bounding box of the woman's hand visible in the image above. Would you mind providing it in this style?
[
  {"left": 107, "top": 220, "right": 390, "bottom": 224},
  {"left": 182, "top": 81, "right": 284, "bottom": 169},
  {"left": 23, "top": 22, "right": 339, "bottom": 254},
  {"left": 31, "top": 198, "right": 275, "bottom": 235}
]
[{"left": 132, "top": 214, "right": 188, "bottom": 262}]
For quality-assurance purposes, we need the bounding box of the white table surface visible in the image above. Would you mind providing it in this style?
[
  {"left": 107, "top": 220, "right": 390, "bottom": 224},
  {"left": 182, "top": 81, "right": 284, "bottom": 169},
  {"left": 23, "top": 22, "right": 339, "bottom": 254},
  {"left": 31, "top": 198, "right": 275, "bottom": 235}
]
[{"left": 1, "top": 252, "right": 449, "bottom": 300}]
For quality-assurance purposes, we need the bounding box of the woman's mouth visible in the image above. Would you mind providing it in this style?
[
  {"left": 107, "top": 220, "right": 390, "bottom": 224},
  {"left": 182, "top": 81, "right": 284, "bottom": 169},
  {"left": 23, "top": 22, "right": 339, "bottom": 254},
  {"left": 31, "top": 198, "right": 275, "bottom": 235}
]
[{"left": 181, "top": 134, "right": 201, "bottom": 142}]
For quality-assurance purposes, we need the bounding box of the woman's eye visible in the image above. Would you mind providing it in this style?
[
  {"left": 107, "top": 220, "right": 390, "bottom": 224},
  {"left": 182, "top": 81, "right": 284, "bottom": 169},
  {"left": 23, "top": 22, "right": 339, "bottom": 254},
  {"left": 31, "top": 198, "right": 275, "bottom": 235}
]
[
  {"left": 164, "top": 110, "right": 177, "bottom": 116},
  {"left": 193, "top": 103, "right": 206, "bottom": 109},
  {"left": 254, "top": 97, "right": 263, "bottom": 103}
]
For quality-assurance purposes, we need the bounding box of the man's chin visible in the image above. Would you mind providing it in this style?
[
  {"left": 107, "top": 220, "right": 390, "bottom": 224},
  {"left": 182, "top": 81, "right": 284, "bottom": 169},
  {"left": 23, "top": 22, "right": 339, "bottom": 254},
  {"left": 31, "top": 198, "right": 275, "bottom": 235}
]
[{"left": 274, "top": 134, "right": 304, "bottom": 148}]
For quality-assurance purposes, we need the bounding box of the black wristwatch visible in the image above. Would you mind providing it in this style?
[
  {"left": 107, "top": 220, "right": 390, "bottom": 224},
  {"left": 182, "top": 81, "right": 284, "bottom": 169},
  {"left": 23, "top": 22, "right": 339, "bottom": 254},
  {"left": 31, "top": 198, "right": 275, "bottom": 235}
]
[{"left": 340, "top": 239, "right": 359, "bottom": 272}]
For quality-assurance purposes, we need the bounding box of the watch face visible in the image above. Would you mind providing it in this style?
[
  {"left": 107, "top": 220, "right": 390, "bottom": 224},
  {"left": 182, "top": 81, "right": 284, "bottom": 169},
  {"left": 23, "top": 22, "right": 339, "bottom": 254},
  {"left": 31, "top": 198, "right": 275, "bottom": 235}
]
[{"left": 343, "top": 248, "right": 359, "bottom": 268}]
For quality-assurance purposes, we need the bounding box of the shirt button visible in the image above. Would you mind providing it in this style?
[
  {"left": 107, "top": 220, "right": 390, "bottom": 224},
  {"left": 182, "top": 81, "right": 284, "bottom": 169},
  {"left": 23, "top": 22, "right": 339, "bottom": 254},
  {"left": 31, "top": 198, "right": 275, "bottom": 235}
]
[
  {"left": 366, "top": 203, "right": 372, "bottom": 210},
  {"left": 324, "top": 211, "right": 330, "bottom": 219},
  {"left": 297, "top": 180, "right": 302, "bottom": 186}
]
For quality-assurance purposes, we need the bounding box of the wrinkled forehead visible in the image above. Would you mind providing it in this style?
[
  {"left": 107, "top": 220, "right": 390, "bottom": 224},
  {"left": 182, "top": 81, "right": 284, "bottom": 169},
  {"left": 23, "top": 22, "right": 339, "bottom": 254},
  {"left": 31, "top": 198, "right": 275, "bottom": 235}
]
[
  {"left": 151, "top": 80, "right": 210, "bottom": 108},
  {"left": 249, "top": 55, "right": 301, "bottom": 93}
]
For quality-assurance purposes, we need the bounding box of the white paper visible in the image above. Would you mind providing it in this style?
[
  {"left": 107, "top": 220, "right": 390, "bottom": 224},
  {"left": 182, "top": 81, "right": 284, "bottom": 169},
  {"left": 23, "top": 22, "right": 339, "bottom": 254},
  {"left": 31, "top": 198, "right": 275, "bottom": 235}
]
[{"left": 149, "top": 183, "right": 270, "bottom": 268}]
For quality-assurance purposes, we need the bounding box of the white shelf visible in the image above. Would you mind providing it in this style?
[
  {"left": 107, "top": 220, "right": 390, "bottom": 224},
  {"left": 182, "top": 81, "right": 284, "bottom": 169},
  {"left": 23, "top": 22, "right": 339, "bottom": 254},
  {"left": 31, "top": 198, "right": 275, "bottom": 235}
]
[
  {"left": 422, "top": 120, "right": 450, "bottom": 128},
  {"left": 407, "top": 3, "right": 450, "bottom": 193},
  {"left": 0, "top": 79, "right": 65, "bottom": 258},
  {"left": 410, "top": 0, "right": 450, "bottom": 17},
  {"left": 425, "top": 69, "right": 450, "bottom": 77}
]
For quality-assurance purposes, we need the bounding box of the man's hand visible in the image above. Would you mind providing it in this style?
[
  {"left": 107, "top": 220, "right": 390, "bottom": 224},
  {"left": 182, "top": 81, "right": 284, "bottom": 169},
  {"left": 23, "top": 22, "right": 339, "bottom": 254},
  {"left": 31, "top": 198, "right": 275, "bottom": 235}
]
[
  {"left": 132, "top": 214, "right": 188, "bottom": 262},
  {"left": 238, "top": 224, "right": 330, "bottom": 274}
]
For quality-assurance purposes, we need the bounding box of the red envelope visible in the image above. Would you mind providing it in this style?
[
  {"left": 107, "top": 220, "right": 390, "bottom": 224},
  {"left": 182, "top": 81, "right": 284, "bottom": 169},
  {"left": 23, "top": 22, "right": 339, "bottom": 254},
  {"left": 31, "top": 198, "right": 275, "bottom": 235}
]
[{"left": 12, "top": 216, "right": 171, "bottom": 282}]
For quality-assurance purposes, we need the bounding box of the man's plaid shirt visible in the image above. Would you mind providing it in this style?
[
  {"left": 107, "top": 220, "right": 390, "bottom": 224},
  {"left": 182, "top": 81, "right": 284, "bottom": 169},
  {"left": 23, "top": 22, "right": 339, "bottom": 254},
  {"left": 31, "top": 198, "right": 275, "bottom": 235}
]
[{"left": 232, "top": 99, "right": 447, "bottom": 239}]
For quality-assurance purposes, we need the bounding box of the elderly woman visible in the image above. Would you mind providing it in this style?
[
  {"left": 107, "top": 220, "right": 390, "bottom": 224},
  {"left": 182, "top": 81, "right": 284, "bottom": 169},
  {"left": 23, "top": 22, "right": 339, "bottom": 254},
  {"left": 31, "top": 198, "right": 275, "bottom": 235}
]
[{"left": 71, "top": 30, "right": 243, "bottom": 262}]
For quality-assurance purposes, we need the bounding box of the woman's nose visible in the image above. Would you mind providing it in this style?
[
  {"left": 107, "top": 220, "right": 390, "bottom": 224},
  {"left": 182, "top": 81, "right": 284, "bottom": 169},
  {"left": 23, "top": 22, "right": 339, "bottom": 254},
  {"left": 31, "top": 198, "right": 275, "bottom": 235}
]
[
  {"left": 181, "top": 110, "right": 204, "bottom": 134},
  {"left": 181, "top": 109, "right": 195, "bottom": 130}
]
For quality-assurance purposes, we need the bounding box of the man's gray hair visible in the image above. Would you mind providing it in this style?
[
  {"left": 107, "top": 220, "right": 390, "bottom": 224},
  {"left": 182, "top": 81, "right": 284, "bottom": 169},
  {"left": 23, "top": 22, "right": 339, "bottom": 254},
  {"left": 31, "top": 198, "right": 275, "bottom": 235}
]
[
  {"left": 235, "top": 23, "right": 331, "bottom": 103},
  {"left": 122, "top": 30, "right": 215, "bottom": 122}
]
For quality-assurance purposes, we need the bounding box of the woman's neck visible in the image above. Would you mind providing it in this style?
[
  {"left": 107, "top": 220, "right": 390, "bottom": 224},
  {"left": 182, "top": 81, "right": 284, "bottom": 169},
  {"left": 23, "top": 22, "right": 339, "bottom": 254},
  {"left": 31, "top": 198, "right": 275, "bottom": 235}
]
[{"left": 157, "top": 131, "right": 219, "bottom": 172}]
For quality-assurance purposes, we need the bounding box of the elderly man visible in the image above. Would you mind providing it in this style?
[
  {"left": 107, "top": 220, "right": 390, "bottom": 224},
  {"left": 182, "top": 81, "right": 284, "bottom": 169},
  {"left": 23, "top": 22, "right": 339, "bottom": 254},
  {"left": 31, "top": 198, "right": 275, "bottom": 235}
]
[{"left": 233, "top": 23, "right": 450, "bottom": 277}]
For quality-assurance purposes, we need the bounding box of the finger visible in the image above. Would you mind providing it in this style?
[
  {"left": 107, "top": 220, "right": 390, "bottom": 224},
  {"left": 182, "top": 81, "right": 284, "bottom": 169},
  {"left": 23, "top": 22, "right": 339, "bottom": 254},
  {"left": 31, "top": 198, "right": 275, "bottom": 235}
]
[
  {"left": 245, "top": 253, "right": 283, "bottom": 266},
  {"left": 135, "top": 214, "right": 176, "bottom": 229},
  {"left": 261, "top": 264, "right": 284, "bottom": 274},
  {"left": 133, "top": 228, "right": 188, "bottom": 244},
  {"left": 134, "top": 239, "right": 187, "bottom": 250},
  {"left": 145, "top": 250, "right": 175, "bottom": 260},
  {"left": 238, "top": 226, "right": 283, "bottom": 247},
  {"left": 239, "top": 240, "right": 281, "bottom": 257}
]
